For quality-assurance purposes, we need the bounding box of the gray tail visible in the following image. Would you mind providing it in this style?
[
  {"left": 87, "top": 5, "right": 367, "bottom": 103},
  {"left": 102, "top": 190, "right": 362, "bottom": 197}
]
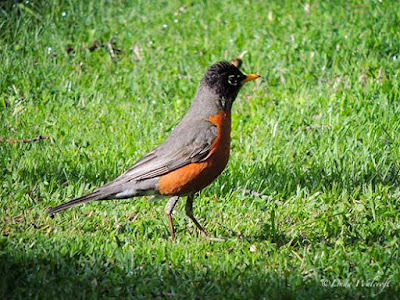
[{"left": 47, "top": 190, "right": 106, "bottom": 215}]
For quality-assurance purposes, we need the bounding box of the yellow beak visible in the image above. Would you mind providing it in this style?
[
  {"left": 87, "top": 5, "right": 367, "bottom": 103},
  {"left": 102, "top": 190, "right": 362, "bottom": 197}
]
[{"left": 242, "top": 74, "right": 261, "bottom": 84}]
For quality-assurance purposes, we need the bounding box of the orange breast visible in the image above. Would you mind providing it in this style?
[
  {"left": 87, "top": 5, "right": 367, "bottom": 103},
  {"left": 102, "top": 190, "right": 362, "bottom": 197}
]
[{"left": 158, "top": 111, "right": 231, "bottom": 196}]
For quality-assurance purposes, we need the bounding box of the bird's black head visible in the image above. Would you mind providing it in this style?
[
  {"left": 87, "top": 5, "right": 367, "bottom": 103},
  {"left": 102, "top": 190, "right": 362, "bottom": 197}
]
[{"left": 202, "top": 61, "right": 260, "bottom": 110}]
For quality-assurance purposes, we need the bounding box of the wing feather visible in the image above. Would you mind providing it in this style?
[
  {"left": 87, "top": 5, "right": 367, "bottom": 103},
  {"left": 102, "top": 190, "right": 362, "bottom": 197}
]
[{"left": 99, "top": 119, "right": 217, "bottom": 190}]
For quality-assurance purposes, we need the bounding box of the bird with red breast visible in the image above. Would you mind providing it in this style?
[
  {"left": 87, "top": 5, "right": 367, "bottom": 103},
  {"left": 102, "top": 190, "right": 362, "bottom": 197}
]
[{"left": 48, "top": 57, "right": 260, "bottom": 240}]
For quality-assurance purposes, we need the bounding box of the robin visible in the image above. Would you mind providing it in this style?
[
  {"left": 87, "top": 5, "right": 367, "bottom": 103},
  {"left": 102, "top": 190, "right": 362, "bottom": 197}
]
[{"left": 47, "top": 58, "right": 260, "bottom": 240}]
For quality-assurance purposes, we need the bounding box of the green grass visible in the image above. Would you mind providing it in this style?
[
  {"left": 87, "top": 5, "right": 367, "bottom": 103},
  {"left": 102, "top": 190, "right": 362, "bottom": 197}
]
[{"left": 1, "top": 0, "right": 400, "bottom": 298}]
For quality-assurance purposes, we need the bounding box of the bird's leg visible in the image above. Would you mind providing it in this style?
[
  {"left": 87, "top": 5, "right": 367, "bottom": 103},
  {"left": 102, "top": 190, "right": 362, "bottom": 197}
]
[
  {"left": 185, "top": 194, "right": 207, "bottom": 237},
  {"left": 165, "top": 196, "right": 179, "bottom": 241}
]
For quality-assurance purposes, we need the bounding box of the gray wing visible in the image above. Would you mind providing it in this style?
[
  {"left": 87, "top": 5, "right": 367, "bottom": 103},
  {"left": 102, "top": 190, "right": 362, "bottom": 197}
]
[
  {"left": 100, "top": 119, "right": 218, "bottom": 189},
  {"left": 47, "top": 119, "right": 218, "bottom": 214}
]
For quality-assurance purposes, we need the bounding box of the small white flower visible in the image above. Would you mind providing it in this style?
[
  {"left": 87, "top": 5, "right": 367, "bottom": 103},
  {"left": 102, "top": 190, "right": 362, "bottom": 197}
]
[
  {"left": 162, "top": 24, "right": 168, "bottom": 29},
  {"left": 393, "top": 56, "right": 397, "bottom": 61},
  {"left": 47, "top": 47, "right": 52, "bottom": 54},
  {"left": 61, "top": 12, "right": 67, "bottom": 17},
  {"left": 174, "top": 19, "right": 178, "bottom": 23}
]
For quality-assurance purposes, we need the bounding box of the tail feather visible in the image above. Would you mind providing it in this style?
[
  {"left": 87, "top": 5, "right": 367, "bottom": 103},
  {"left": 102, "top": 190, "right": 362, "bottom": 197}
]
[{"left": 47, "top": 190, "right": 106, "bottom": 215}]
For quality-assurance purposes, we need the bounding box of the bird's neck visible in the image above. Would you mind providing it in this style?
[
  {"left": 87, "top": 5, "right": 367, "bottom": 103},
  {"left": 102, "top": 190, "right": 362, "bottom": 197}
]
[{"left": 187, "top": 84, "right": 232, "bottom": 119}]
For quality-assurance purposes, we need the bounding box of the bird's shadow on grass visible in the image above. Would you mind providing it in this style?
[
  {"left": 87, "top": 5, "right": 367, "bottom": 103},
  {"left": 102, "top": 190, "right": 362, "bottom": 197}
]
[
  {"left": 0, "top": 245, "right": 396, "bottom": 299},
  {"left": 4, "top": 148, "right": 399, "bottom": 298}
]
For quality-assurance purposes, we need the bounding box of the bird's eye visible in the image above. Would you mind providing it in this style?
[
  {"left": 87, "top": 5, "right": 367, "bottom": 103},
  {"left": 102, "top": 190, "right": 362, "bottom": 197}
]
[{"left": 228, "top": 75, "right": 238, "bottom": 86}]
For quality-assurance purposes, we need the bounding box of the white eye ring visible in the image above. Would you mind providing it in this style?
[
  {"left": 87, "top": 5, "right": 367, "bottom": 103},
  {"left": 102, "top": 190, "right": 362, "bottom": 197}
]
[{"left": 228, "top": 75, "right": 238, "bottom": 86}]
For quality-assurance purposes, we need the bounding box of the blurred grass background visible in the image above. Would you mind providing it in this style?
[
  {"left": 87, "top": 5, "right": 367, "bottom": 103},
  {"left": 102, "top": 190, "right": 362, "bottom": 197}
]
[{"left": 1, "top": 0, "right": 399, "bottom": 298}]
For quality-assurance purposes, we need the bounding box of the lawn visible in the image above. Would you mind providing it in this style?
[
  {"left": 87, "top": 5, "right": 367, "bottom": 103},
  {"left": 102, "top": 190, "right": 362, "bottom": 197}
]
[{"left": 1, "top": 0, "right": 399, "bottom": 298}]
